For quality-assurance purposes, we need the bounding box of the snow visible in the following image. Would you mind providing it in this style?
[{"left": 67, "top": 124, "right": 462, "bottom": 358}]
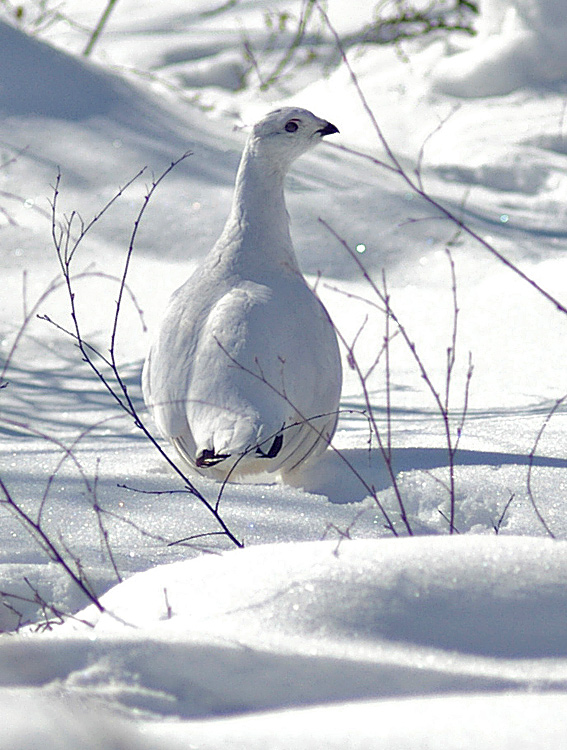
[
  {"left": 432, "top": 0, "right": 567, "bottom": 97},
  {"left": 1, "top": 0, "right": 567, "bottom": 746}
]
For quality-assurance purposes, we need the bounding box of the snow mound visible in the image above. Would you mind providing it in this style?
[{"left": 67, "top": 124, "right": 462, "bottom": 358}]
[
  {"left": 0, "top": 690, "right": 137, "bottom": 750},
  {"left": 0, "top": 20, "right": 126, "bottom": 119},
  {"left": 144, "top": 693, "right": 567, "bottom": 750},
  {"left": 3, "top": 536, "right": 556, "bottom": 730},
  {"left": 80, "top": 536, "right": 567, "bottom": 661},
  {"left": 433, "top": 0, "right": 567, "bottom": 97}
]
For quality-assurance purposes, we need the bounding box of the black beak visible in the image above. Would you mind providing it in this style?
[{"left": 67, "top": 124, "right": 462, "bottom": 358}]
[{"left": 318, "top": 121, "right": 339, "bottom": 137}]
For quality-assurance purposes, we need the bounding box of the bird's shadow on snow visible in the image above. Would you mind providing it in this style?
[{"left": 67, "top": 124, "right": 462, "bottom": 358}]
[{"left": 289, "top": 446, "right": 567, "bottom": 504}]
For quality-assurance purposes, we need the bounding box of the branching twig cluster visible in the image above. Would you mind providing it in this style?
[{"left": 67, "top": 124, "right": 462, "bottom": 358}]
[
  {"left": 42, "top": 154, "right": 243, "bottom": 549},
  {"left": 321, "top": 221, "right": 473, "bottom": 534},
  {"left": 1, "top": 579, "right": 95, "bottom": 633},
  {"left": 357, "top": 0, "right": 478, "bottom": 45},
  {"left": 316, "top": 2, "right": 565, "bottom": 536},
  {"left": 0, "top": 154, "right": 247, "bottom": 628},
  {"left": 318, "top": 2, "right": 567, "bottom": 320}
]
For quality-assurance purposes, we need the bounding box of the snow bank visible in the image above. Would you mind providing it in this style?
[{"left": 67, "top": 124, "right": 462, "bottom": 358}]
[
  {"left": 0, "top": 691, "right": 137, "bottom": 750},
  {"left": 2, "top": 537, "right": 565, "bottom": 747},
  {"left": 432, "top": 0, "right": 567, "bottom": 97},
  {"left": 71, "top": 536, "right": 567, "bottom": 663},
  {"left": 142, "top": 692, "right": 567, "bottom": 750}
]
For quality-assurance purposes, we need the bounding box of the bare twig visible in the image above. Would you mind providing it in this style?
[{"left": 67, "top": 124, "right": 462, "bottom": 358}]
[
  {"left": 0, "top": 476, "right": 105, "bottom": 612},
  {"left": 92, "top": 458, "right": 123, "bottom": 583},
  {"left": 83, "top": 0, "right": 120, "bottom": 56},
  {"left": 321, "top": 508, "right": 367, "bottom": 556},
  {"left": 47, "top": 156, "right": 243, "bottom": 549},
  {"left": 163, "top": 587, "right": 173, "bottom": 619},
  {"left": 320, "top": 219, "right": 473, "bottom": 533},
  {"left": 331, "top": 309, "right": 412, "bottom": 535},
  {"left": 526, "top": 396, "right": 567, "bottom": 538},
  {"left": 317, "top": 2, "right": 567, "bottom": 318},
  {"left": 493, "top": 493, "right": 515, "bottom": 534}
]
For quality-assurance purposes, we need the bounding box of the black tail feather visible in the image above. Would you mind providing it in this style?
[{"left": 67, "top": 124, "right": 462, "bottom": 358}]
[
  {"left": 196, "top": 448, "right": 230, "bottom": 467},
  {"left": 256, "top": 433, "right": 283, "bottom": 459}
]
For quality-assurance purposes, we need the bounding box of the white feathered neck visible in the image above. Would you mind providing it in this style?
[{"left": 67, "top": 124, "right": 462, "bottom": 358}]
[{"left": 215, "top": 133, "right": 300, "bottom": 274}]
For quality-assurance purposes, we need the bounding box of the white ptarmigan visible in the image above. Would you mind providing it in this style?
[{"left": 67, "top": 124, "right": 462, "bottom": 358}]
[{"left": 142, "top": 107, "right": 342, "bottom": 481}]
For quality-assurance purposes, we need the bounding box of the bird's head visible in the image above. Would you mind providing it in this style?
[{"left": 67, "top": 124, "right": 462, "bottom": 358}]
[{"left": 247, "top": 107, "right": 339, "bottom": 169}]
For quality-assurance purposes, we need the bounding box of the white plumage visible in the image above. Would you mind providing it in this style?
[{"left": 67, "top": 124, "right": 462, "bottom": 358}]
[{"left": 142, "top": 107, "right": 342, "bottom": 481}]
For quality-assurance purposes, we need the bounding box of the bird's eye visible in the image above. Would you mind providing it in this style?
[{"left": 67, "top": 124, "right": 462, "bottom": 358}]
[{"left": 285, "top": 121, "right": 299, "bottom": 133}]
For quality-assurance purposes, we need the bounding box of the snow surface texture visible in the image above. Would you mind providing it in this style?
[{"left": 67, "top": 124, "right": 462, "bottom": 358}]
[
  {"left": 432, "top": 0, "right": 567, "bottom": 97},
  {"left": 1, "top": 0, "right": 567, "bottom": 746},
  {"left": 142, "top": 107, "right": 342, "bottom": 480}
]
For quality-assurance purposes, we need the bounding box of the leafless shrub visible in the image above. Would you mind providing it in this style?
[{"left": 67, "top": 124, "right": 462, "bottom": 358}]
[
  {"left": 0, "top": 154, "right": 247, "bottom": 628},
  {"left": 1, "top": 578, "right": 96, "bottom": 633},
  {"left": 316, "top": 2, "right": 566, "bottom": 536},
  {"left": 0, "top": 0, "right": 90, "bottom": 37},
  {"left": 41, "top": 154, "right": 243, "bottom": 549},
  {"left": 318, "top": 2, "right": 567, "bottom": 320},
  {"left": 321, "top": 221, "right": 473, "bottom": 534},
  {"left": 526, "top": 396, "right": 567, "bottom": 539}
]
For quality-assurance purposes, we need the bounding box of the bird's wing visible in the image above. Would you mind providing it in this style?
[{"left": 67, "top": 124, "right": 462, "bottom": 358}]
[
  {"left": 189, "top": 275, "right": 342, "bottom": 464},
  {"left": 142, "top": 274, "right": 209, "bottom": 442},
  {"left": 144, "top": 269, "right": 341, "bottom": 474},
  {"left": 186, "top": 281, "right": 294, "bottom": 460}
]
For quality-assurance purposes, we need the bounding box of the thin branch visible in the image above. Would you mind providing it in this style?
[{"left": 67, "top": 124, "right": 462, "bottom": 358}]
[
  {"left": 0, "top": 477, "right": 105, "bottom": 612},
  {"left": 493, "top": 493, "right": 515, "bottom": 534},
  {"left": 48, "top": 157, "right": 243, "bottom": 549},
  {"left": 317, "top": 2, "right": 567, "bottom": 318},
  {"left": 83, "top": 0, "right": 120, "bottom": 56},
  {"left": 109, "top": 154, "right": 193, "bottom": 409},
  {"left": 526, "top": 396, "right": 566, "bottom": 538},
  {"left": 211, "top": 338, "right": 401, "bottom": 535}
]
